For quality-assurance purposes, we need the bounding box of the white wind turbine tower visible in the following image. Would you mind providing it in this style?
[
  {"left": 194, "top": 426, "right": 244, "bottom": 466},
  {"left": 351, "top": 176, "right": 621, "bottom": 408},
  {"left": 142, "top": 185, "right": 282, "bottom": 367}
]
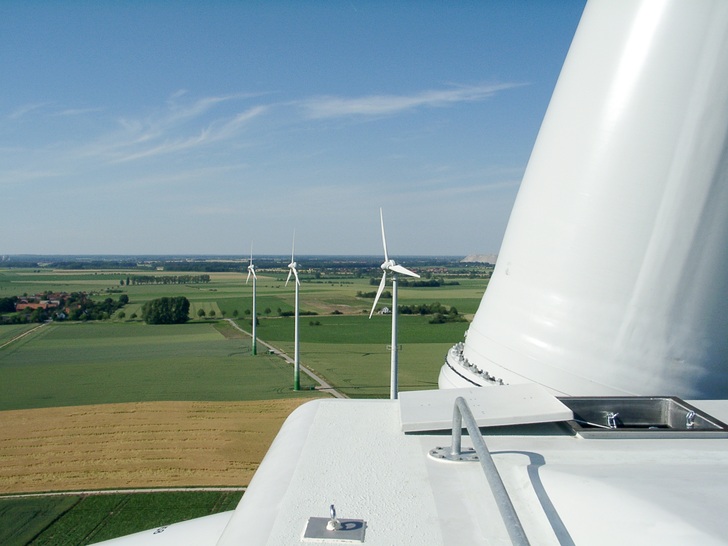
[
  {"left": 286, "top": 231, "right": 301, "bottom": 391},
  {"left": 246, "top": 245, "right": 257, "bottom": 356},
  {"left": 369, "top": 208, "right": 420, "bottom": 400}
]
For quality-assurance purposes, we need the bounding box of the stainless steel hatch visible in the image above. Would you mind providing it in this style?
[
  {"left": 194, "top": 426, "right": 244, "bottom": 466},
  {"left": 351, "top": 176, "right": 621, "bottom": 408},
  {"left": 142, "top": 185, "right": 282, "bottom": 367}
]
[{"left": 559, "top": 396, "right": 728, "bottom": 438}]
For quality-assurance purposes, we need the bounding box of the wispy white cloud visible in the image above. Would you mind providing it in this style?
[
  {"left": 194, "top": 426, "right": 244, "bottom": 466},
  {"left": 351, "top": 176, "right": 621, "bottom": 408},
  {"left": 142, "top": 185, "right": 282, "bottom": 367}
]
[
  {"left": 162, "top": 93, "right": 242, "bottom": 126},
  {"left": 2, "top": 93, "right": 270, "bottom": 190},
  {"left": 299, "top": 83, "right": 523, "bottom": 119},
  {"left": 67, "top": 92, "right": 270, "bottom": 165},
  {"left": 113, "top": 93, "right": 248, "bottom": 148},
  {"left": 2, "top": 82, "right": 519, "bottom": 201},
  {"left": 108, "top": 104, "right": 267, "bottom": 163},
  {"left": 168, "top": 89, "right": 189, "bottom": 101},
  {"left": 6, "top": 84, "right": 515, "bottom": 174},
  {"left": 53, "top": 107, "right": 105, "bottom": 117},
  {"left": 8, "top": 102, "right": 53, "bottom": 120},
  {"left": 9, "top": 102, "right": 105, "bottom": 119},
  {"left": 0, "top": 167, "right": 69, "bottom": 186}
]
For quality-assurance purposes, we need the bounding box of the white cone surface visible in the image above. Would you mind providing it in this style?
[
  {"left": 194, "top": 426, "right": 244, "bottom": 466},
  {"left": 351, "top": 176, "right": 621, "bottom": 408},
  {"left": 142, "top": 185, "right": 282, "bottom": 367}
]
[{"left": 441, "top": 0, "right": 728, "bottom": 398}]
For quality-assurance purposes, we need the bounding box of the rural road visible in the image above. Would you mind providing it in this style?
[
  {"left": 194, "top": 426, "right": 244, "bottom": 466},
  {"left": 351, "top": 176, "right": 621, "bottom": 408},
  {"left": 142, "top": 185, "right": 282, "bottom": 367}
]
[
  {"left": 0, "top": 321, "right": 48, "bottom": 350},
  {"left": 225, "top": 318, "right": 348, "bottom": 399}
]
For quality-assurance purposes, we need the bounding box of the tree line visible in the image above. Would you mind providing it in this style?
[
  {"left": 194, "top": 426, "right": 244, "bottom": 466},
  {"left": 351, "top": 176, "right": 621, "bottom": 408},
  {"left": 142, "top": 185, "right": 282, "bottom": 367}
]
[
  {"left": 397, "top": 278, "right": 460, "bottom": 288},
  {"left": 369, "top": 277, "right": 460, "bottom": 288},
  {"left": 398, "top": 302, "right": 466, "bottom": 324},
  {"left": 127, "top": 275, "right": 211, "bottom": 285},
  {"left": 356, "top": 290, "right": 392, "bottom": 299}
]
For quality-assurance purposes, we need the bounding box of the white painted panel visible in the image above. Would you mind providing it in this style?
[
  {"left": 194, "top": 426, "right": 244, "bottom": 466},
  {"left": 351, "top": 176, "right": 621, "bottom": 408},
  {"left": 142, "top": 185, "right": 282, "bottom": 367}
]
[{"left": 399, "top": 384, "right": 572, "bottom": 432}]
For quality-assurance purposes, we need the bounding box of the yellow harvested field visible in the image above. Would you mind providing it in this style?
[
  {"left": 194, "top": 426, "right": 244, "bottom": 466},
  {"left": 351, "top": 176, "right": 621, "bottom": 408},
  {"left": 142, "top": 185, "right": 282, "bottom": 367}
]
[{"left": 0, "top": 399, "right": 314, "bottom": 494}]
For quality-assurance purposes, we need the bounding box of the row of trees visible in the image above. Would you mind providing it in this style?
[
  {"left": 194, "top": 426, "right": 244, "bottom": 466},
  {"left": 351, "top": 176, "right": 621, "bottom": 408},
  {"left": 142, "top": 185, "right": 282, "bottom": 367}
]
[
  {"left": 356, "top": 290, "right": 392, "bottom": 299},
  {"left": 368, "top": 277, "right": 460, "bottom": 288},
  {"left": 398, "top": 302, "right": 466, "bottom": 324},
  {"left": 125, "top": 275, "right": 211, "bottom": 285},
  {"left": 397, "top": 278, "right": 460, "bottom": 288}
]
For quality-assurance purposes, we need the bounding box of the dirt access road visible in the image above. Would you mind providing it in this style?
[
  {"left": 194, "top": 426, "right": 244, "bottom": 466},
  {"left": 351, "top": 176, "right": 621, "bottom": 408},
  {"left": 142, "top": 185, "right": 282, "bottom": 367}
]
[{"left": 225, "top": 318, "right": 348, "bottom": 399}]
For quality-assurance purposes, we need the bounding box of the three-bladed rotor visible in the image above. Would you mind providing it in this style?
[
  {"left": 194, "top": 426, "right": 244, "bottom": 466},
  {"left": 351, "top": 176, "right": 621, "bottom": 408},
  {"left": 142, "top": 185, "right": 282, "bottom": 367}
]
[
  {"left": 246, "top": 246, "right": 257, "bottom": 284},
  {"left": 286, "top": 232, "right": 300, "bottom": 287},
  {"left": 369, "top": 208, "right": 419, "bottom": 318}
]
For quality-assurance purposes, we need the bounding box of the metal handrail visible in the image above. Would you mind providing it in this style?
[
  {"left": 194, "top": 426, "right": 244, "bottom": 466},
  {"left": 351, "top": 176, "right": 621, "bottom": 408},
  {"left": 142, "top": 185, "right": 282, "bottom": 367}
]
[{"left": 448, "top": 396, "right": 530, "bottom": 546}]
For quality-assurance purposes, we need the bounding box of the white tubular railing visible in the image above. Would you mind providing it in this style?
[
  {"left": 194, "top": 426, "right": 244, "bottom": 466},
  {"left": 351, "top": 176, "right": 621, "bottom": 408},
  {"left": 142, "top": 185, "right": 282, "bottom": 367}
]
[{"left": 447, "top": 396, "right": 530, "bottom": 546}]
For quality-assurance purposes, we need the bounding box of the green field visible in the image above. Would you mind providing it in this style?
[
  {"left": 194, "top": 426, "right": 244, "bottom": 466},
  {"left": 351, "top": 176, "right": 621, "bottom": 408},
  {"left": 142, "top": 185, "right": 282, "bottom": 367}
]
[
  {"left": 0, "top": 267, "right": 481, "bottom": 406},
  {"left": 0, "top": 321, "right": 319, "bottom": 411},
  {"left": 252, "top": 313, "right": 467, "bottom": 397},
  {"left": 0, "top": 315, "right": 465, "bottom": 408},
  {"left": 0, "top": 323, "right": 41, "bottom": 346},
  {"left": 0, "top": 490, "right": 243, "bottom": 546}
]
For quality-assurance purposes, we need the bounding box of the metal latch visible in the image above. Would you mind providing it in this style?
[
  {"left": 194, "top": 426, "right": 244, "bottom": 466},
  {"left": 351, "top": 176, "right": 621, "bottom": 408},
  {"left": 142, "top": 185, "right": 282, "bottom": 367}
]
[{"left": 303, "top": 504, "right": 366, "bottom": 543}]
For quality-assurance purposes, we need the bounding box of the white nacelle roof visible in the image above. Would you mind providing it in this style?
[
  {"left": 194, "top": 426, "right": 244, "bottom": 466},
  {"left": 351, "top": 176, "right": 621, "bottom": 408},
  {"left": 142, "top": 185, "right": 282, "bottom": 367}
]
[
  {"left": 92, "top": 392, "right": 728, "bottom": 545},
  {"left": 213, "top": 393, "right": 728, "bottom": 545}
]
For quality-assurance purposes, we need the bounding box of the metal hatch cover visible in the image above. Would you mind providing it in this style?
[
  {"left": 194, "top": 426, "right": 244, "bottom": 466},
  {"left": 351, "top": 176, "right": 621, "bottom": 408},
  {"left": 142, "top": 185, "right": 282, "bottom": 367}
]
[
  {"left": 560, "top": 396, "right": 728, "bottom": 438},
  {"left": 399, "top": 384, "right": 573, "bottom": 432}
]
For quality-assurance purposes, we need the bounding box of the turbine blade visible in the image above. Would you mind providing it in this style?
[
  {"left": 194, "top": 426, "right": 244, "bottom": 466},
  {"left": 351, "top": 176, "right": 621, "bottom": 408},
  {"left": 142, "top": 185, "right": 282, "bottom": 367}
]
[
  {"left": 390, "top": 263, "right": 420, "bottom": 278},
  {"left": 251, "top": 268, "right": 257, "bottom": 280},
  {"left": 293, "top": 267, "right": 300, "bottom": 286},
  {"left": 379, "top": 208, "right": 389, "bottom": 262},
  {"left": 369, "top": 272, "right": 387, "bottom": 319},
  {"left": 291, "top": 230, "right": 296, "bottom": 262},
  {"left": 286, "top": 268, "right": 292, "bottom": 287},
  {"left": 246, "top": 270, "right": 251, "bottom": 284}
]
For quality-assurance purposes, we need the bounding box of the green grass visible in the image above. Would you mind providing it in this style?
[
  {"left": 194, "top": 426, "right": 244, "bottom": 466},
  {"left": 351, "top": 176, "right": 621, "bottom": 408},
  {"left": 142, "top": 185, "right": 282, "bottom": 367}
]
[
  {"left": 0, "top": 315, "right": 466, "bottom": 409},
  {"left": 281, "top": 342, "right": 446, "bottom": 398},
  {"left": 0, "top": 268, "right": 478, "bottom": 408},
  {"left": 0, "top": 324, "right": 40, "bottom": 346},
  {"left": 251, "top": 313, "right": 468, "bottom": 344},
  {"left": 248, "top": 314, "right": 467, "bottom": 398},
  {"left": 0, "top": 491, "right": 243, "bottom": 546},
  {"left": 0, "top": 322, "right": 319, "bottom": 411},
  {"left": 229, "top": 313, "right": 467, "bottom": 398},
  {"left": 0, "top": 495, "right": 79, "bottom": 546},
  {"left": 0, "top": 269, "right": 480, "bottom": 407},
  {"left": 189, "top": 300, "right": 222, "bottom": 318}
]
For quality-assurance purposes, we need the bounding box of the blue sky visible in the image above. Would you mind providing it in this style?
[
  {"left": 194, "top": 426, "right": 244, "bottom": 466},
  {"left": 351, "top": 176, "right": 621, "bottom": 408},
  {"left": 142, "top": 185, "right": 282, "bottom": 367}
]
[{"left": 1, "top": 1, "right": 585, "bottom": 256}]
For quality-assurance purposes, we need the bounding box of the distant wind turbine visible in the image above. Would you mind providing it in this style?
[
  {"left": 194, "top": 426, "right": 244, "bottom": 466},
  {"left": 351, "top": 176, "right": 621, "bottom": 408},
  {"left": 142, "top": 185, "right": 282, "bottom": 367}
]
[
  {"left": 286, "top": 231, "right": 301, "bottom": 391},
  {"left": 246, "top": 244, "right": 257, "bottom": 356},
  {"left": 369, "top": 208, "right": 420, "bottom": 400}
]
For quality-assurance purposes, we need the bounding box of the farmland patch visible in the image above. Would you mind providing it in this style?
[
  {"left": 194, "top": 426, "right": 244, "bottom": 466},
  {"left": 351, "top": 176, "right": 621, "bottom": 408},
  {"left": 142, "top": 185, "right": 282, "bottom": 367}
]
[{"left": 0, "top": 399, "right": 313, "bottom": 494}]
